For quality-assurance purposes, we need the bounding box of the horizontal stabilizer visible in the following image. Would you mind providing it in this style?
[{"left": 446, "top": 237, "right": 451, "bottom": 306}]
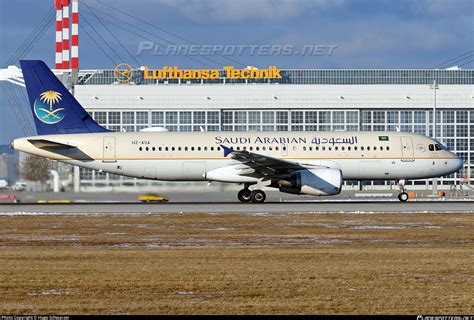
[{"left": 28, "top": 139, "right": 76, "bottom": 149}]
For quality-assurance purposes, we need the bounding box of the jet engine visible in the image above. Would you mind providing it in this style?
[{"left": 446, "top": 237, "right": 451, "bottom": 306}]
[{"left": 276, "top": 168, "right": 342, "bottom": 196}]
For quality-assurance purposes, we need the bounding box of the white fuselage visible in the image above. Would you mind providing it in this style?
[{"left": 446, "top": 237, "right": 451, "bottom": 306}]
[{"left": 13, "top": 131, "right": 462, "bottom": 184}]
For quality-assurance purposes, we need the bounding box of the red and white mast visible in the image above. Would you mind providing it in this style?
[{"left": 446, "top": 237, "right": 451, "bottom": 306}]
[
  {"left": 71, "top": 0, "right": 79, "bottom": 82},
  {"left": 61, "top": 0, "right": 70, "bottom": 70},
  {"left": 54, "top": 0, "right": 63, "bottom": 69}
]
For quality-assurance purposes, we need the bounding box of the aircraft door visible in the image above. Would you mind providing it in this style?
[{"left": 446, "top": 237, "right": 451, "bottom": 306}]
[
  {"left": 103, "top": 137, "right": 117, "bottom": 163},
  {"left": 400, "top": 136, "right": 414, "bottom": 162}
]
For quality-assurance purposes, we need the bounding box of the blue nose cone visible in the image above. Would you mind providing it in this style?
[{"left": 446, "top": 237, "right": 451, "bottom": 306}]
[{"left": 455, "top": 156, "right": 464, "bottom": 172}]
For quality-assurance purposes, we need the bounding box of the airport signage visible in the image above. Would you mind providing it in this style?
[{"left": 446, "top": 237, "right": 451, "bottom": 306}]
[
  {"left": 143, "top": 65, "right": 282, "bottom": 80},
  {"left": 114, "top": 63, "right": 283, "bottom": 82}
]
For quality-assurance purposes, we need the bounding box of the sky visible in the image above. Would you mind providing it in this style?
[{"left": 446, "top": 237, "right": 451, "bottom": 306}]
[{"left": 0, "top": 0, "right": 473, "bottom": 144}]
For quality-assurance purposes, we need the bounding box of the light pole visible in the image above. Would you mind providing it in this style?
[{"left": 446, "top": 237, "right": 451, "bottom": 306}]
[{"left": 430, "top": 80, "right": 439, "bottom": 195}]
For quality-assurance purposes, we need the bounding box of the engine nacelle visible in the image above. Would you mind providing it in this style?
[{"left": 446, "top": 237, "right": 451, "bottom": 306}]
[{"left": 278, "top": 168, "right": 342, "bottom": 196}]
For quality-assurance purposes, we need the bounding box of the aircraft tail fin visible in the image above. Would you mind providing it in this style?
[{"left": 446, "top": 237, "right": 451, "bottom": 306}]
[{"left": 20, "top": 60, "right": 108, "bottom": 135}]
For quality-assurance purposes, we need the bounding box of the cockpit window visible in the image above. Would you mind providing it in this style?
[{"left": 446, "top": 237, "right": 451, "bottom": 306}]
[{"left": 429, "top": 143, "right": 444, "bottom": 151}]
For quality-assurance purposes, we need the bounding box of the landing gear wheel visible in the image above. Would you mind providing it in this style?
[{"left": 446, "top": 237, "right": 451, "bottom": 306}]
[
  {"left": 250, "top": 190, "right": 266, "bottom": 203},
  {"left": 398, "top": 192, "right": 409, "bottom": 202},
  {"left": 238, "top": 189, "right": 252, "bottom": 202}
]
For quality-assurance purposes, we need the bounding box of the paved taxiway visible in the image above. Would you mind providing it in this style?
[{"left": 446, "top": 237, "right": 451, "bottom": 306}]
[{"left": 1, "top": 191, "right": 473, "bottom": 214}]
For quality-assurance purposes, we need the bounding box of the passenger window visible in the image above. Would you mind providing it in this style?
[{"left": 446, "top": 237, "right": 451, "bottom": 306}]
[
  {"left": 236, "top": 146, "right": 240, "bottom": 151},
  {"left": 428, "top": 144, "right": 434, "bottom": 151},
  {"left": 204, "top": 147, "right": 208, "bottom": 151},
  {"left": 379, "top": 146, "right": 383, "bottom": 151},
  {"left": 211, "top": 147, "right": 214, "bottom": 151},
  {"left": 354, "top": 146, "right": 358, "bottom": 151},
  {"left": 335, "top": 146, "right": 338, "bottom": 151},
  {"left": 217, "top": 147, "right": 221, "bottom": 151},
  {"left": 283, "top": 146, "right": 287, "bottom": 151},
  {"left": 367, "top": 146, "right": 370, "bottom": 151},
  {"left": 269, "top": 147, "right": 272, "bottom": 151},
  {"left": 197, "top": 147, "right": 201, "bottom": 151},
  {"left": 303, "top": 146, "right": 307, "bottom": 151},
  {"left": 139, "top": 147, "right": 142, "bottom": 151},
  {"left": 262, "top": 146, "right": 266, "bottom": 151},
  {"left": 386, "top": 146, "right": 390, "bottom": 151},
  {"left": 316, "top": 146, "right": 319, "bottom": 151},
  {"left": 152, "top": 147, "right": 156, "bottom": 151},
  {"left": 256, "top": 147, "right": 260, "bottom": 151},
  {"left": 165, "top": 147, "right": 169, "bottom": 151},
  {"left": 275, "top": 147, "right": 279, "bottom": 151},
  {"left": 249, "top": 147, "right": 253, "bottom": 151},
  {"left": 348, "top": 146, "right": 351, "bottom": 151},
  {"left": 309, "top": 146, "right": 312, "bottom": 151},
  {"left": 191, "top": 147, "right": 195, "bottom": 151},
  {"left": 171, "top": 147, "right": 175, "bottom": 151},
  {"left": 178, "top": 147, "right": 182, "bottom": 151},
  {"left": 184, "top": 147, "right": 188, "bottom": 151},
  {"left": 322, "top": 146, "right": 326, "bottom": 151},
  {"left": 361, "top": 146, "right": 364, "bottom": 151},
  {"left": 159, "top": 147, "right": 162, "bottom": 151}
]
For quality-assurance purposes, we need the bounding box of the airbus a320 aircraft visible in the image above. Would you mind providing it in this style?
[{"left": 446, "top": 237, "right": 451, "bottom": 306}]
[{"left": 12, "top": 60, "right": 463, "bottom": 202}]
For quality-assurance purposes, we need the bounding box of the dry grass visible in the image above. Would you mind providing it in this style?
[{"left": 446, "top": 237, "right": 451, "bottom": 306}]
[{"left": 0, "top": 212, "right": 473, "bottom": 314}]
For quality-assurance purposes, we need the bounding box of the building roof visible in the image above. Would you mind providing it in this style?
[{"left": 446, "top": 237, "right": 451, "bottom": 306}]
[{"left": 77, "top": 68, "right": 474, "bottom": 86}]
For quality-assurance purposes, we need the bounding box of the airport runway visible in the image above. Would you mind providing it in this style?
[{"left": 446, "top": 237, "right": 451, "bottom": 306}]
[
  {"left": 1, "top": 191, "right": 473, "bottom": 214},
  {"left": 1, "top": 200, "right": 473, "bottom": 214}
]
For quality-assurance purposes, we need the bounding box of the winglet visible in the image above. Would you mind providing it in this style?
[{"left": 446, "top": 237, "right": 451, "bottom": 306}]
[{"left": 221, "top": 145, "right": 234, "bottom": 157}]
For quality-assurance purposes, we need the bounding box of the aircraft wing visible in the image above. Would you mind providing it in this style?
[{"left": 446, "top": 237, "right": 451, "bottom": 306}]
[
  {"left": 221, "top": 144, "right": 327, "bottom": 178},
  {"left": 28, "top": 139, "right": 77, "bottom": 149}
]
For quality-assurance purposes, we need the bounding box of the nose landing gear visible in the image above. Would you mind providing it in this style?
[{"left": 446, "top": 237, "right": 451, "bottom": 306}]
[
  {"left": 398, "top": 192, "right": 409, "bottom": 202},
  {"left": 397, "top": 179, "right": 409, "bottom": 202}
]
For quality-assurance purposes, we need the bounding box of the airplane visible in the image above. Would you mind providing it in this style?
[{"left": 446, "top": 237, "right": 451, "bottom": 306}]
[{"left": 11, "top": 60, "right": 463, "bottom": 203}]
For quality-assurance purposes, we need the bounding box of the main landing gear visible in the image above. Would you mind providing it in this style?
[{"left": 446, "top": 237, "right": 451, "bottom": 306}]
[
  {"left": 238, "top": 188, "right": 266, "bottom": 203},
  {"left": 397, "top": 179, "right": 409, "bottom": 202}
]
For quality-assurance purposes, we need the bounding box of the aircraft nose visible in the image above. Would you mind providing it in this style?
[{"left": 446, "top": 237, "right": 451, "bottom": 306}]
[{"left": 455, "top": 156, "right": 464, "bottom": 172}]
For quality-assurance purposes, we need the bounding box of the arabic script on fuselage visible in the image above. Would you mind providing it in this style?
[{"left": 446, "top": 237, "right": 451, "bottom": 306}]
[{"left": 215, "top": 136, "right": 358, "bottom": 145}]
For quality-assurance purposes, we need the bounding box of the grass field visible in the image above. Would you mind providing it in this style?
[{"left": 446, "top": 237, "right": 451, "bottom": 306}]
[{"left": 0, "top": 212, "right": 473, "bottom": 314}]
